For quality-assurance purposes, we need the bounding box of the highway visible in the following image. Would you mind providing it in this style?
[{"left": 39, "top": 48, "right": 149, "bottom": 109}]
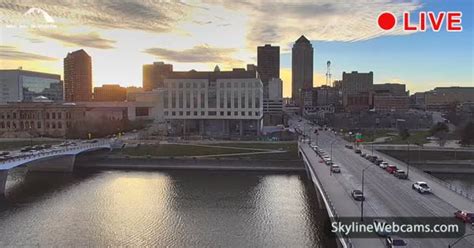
[{"left": 291, "top": 117, "right": 474, "bottom": 248}]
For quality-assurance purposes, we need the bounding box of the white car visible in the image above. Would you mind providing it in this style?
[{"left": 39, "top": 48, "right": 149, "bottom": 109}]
[
  {"left": 412, "top": 181, "right": 431, "bottom": 194},
  {"left": 379, "top": 162, "right": 389, "bottom": 169}
]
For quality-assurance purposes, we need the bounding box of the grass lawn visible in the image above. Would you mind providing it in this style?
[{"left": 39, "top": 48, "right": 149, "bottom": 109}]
[
  {"left": 386, "top": 130, "right": 430, "bottom": 145},
  {"left": 119, "top": 142, "right": 299, "bottom": 160},
  {"left": 0, "top": 140, "right": 62, "bottom": 151}
]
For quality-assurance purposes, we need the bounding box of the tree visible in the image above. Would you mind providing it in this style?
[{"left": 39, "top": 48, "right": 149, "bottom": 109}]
[
  {"left": 399, "top": 128, "right": 410, "bottom": 141},
  {"left": 430, "top": 122, "right": 449, "bottom": 147},
  {"left": 459, "top": 121, "right": 474, "bottom": 146}
]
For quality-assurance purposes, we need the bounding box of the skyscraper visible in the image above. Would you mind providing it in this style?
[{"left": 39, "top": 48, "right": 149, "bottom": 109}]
[
  {"left": 64, "top": 49, "right": 92, "bottom": 102},
  {"left": 143, "top": 61, "right": 173, "bottom": 91},
  {"left": 257, "top": 44, "right": 280, "bottom": 98},
  {"left": 292, "top": 35, "right": 313, "bottom": 103}
]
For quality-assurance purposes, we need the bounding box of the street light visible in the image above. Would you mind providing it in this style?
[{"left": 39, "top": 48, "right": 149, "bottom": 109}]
[
  {"left": 406, "top": 141, "right": 410, "bottom": 177},
  {"left": 361, "top": 163, "right": 375, "bottom": 221}
]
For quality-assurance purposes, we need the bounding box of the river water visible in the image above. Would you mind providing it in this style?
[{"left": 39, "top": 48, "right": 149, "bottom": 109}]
[{"left": 0, "top": 168, "right": 335, "bottom": 247}]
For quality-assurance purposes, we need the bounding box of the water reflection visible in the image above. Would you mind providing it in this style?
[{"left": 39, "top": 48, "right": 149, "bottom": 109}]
[{"left": 0, "top": 169, "right": 335, "bottom": 247}]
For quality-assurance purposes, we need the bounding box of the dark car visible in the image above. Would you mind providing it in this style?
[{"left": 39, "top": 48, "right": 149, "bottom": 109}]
[
  {"left": 394, "top": 170, "right": 408, "bottom": 179},
  {"left": 375, "top": 159, "right": 384, "bottom": 165},
  {"left": 454, "top": 210, "right": 473, "bottom": 223},
  {"left": 386, "top": 236, "right": 407, "bottom": 247},
  {"left": 351, "top": 190, "right": 365, "bottom": 201},
  {"left": 354, "top": 149, "right": 361, "bottom": 154},
  {"left": 345, "top": 144, "right": 353, "bottom": 149},
  {"left": 369, "top": 156, "right": 378, "bottom": 163}
]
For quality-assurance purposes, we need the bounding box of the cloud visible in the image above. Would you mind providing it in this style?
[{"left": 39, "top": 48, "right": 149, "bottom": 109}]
[
  {"left": 0, "top": 45, "right": 57, "bottom": 61},
  {"left": 31, "top": 30, "right": 116, "bottom": 49},
  {"left": 203, "top": 0, "right": 423, "bottom": 48},
  {"left": 143, "top": 45, "right": 241, "bottom": 64},
  {"left": 0, "top": 0, "right": 194, "bottom": 33}
]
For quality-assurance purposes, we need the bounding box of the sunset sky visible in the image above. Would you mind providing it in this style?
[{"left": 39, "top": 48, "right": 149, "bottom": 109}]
[{"left": 1, "top": 0, "right": 472, "bottom": 97}]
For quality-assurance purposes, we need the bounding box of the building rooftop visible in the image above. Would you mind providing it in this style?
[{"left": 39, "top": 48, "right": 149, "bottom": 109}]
[{"left": 295, "top": 35, "right": 310, "bottom": 44}]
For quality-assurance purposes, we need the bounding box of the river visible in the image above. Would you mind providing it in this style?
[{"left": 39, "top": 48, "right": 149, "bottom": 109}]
[{"left": 0, "top": 168, "right": 335, "bottom": 247}]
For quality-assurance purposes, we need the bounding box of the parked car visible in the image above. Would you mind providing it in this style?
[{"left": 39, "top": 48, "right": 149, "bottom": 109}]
[
  {"left": 20, "top": 146, "right": 33, "bottom": 152},
  {"left": 412, "top": 181, "right": 431, "bottom": 194},
  {"left": 351, "top": 190, "right": 365, "bottom": 201},
  {"left": 394, "top": 170, "right": 408, "bottom": 179},
  {"left": 354, "top": 149, "right": 361, "bottom": 154},
  {"left": 345, "top": 144, "right": 353, "bottom": 149},
  {"left": 324, "top": 158, "right": 333, "bottom": 166},
  {"left": 379, "top": 162, "right": 389, "bottom": 169},
  {"left": 386, "top": 165, "right": 398, "bottom": 174},
  {"left": 369, "top": 156, "right": 378, "bottom": 163},
  {"left": 360, "top": 152, "right": 366, "bottom": 157},
  {"left": 331, "top": 164, "right": 341, "bottom": 173},
  {"left": 375, "top": 159, "right": 384, "bottom": 165},
  {"left": 454, "top": 210, "right": 473, "bottom": 223},
  {"left": 386, "top": 236, "right": 407, "bottom": 247},
  {"left": 0, "top": 151, "right": 10, "bottom": 156}
]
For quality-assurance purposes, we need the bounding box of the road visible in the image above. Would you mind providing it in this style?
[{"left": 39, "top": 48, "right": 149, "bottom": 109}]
[{"left": 290, "top": 117, "right": 474, "bottom": 248}]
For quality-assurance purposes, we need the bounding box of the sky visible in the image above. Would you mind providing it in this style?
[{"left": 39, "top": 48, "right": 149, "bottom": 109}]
[{"left": 0, "top": 0, "right": 472, "bottom": 97}]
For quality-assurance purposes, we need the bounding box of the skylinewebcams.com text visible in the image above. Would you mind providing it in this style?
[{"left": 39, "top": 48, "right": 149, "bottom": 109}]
[{"left": 331, "top": 221, "right": 460, "bottom": 235}]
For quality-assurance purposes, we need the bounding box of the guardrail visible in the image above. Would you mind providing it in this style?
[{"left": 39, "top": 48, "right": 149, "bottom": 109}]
[
  {"left": 0, "top": 141, "right": 110, "bottom": 165},
  {"left": 299, "top": 142, "right": 353, "bottom": 248}
]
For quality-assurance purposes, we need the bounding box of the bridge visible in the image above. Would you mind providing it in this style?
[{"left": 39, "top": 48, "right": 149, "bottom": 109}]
[
  {"left": 294, "top": 119, "right": 474, "bottom": 248},
  {"left": 0, "top": 140, "right": 115, "bottom": 196}
]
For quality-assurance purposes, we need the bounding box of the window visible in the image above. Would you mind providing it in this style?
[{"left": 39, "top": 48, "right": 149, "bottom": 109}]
[
  {"left": 201, "top": 111, "right": 205, "bottom": 116},
  {"left": 186, "top": 111, "right": 190, "bottom": 116},
  {"left": 200, "top": 91, "right": 205, "bottom": 108},
  {"left": 194, "top": 111, "right": 198, "bottom": 116},
  {"left": 37, "top": 122, "right": 41, "bottom": 128},
  {"left": 234, "top": 111, "right": 238, "bottom": 116},
  {"left": 179, "top": 111, "right": 183, "bottom": 116},
  {"left": 248, "top": 90, "right": 252, "bottom": 108},
  {"left": 248, "top": 111, "right": 252, "bottom": 116},
  {"left": 58, "top": 122, "right": 62, "bottom": 129},
  {"left": 136, "top": 107, "right": 149, "bottom": 117},
  {"left": 234, "top": 91, "right": 239, "bottom": 108},
  {"left": 220, "top": 111, "right": 224, "bottom": 116},
  {"left": 52, "top": 122, "right": 56, "bottom": 129},
  {"left": 52, "top": 112, "right": 56, "bottom": 119},
  {"left": 179, "top": 83, "right": 183, "bottom": 88},
  {"left": 179, "top": 91, "right": 183, "bottom": 108},
  {"left": 219, "top": 91, "right": 225, "bottom": 108},
  {"left": 164, "top": 91, "right": 169, "bottom": 108},
  {"left": 208, "top": 111, "right": 216, "bottom": 116},
  {"left": 186, "top": 91, "right": 191, "bottom": 108},
  {"left": 46, "top": 112, "right": 50, "bottom": 119},
  {"left": 171, "top": 91, "right": 176, "bottom": 108},
  {"left": 172, "top": 111, "right": 176, "bottom": 116},
  {"left": 255, "top": 96, "right": 260, "bottom": 108},
  {"left": 58, "top": 112, "right": 62, "bottom": 119},
  {"left": 164, "top": 111, "right": 169, "bottom": 116},
  {"left": 227, "top": 111, "right": 231, "bottom": 116}
]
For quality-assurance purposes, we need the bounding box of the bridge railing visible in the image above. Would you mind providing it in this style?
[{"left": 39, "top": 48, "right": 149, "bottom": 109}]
[
  {"left": 0, "top": 140, "right": 111, "bottom": 165},
  {"left": 299, "top": 142, "right": 353, "bottom": 248}
]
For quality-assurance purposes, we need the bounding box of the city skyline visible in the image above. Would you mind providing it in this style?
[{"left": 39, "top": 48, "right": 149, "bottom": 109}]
[{"left": 0, "top": 0, "right": 472, "bottom": 97}]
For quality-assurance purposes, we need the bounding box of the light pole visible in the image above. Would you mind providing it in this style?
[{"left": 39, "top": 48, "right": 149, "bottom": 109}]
[
  {"left": 406, "top": 141, "right": 410, "bottom": 177},
  {"left": 360, "top": 163, "right": 374, "bottom": 221}
]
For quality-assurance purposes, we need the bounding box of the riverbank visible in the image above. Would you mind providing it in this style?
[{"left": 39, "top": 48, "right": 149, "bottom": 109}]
[{"left": 76, "top": 157, "right": 305, "bottom": 172}]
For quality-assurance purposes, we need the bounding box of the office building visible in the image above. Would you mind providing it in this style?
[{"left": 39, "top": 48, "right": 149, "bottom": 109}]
[
  {"left": 257, "top": 44, "right": 280, "bottom": 98},
  {"left": 161, "top": 66, "right": 263, "bottom": 137},
  {"left": 341, "top": 71, "right": 373, "bottom": 112},
  {"left": 64, "top": 49, "right": 92, "bottom": 102},
  {"left": 292, "top": 35, "right": 313, "bottom": 103},
  {"left": 0, "top": 69, "right": 63, "bottom": 103},
  {"left": 372, "top": 83, "right": 409, "bottom": 112},
  {"left": 143, "top": 62, "right": 173, "bottom": 91},
  {"left": 263, "top": 78, "right": 283, "bottom": 125},
  {"left": 94, "top": 84, "right": 127, "bottom": 102},
  {"left": 424, "top": 87, "right": 474, "bottom": 111}
]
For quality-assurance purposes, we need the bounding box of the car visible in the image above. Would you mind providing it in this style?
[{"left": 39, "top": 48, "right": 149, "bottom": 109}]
[
  {"left": 454, "top": 210, "right": 473, "bottom": 223},
  {"left": 324, "top": 158, "right": 333, "bottom": 165},
  {"left": 351, "top": 190, "right": 365, "bottom": 201},
  {"left": 373, "top": 219, "right": 391, "bottom": 237},
  {"left": 394, "top": 170, "right": 408, "bottom": 179},
  {"left": 345, "top": 144, "right": 353, "bottom": 149},
  {"left": 386, "top": 236, "right": 407, "bottom": 247},
  {"left": 331, "top": 164, "right": 341, "bottom": 173},
  {"left": 412, "top": 181, "right": 431, "bottom": 194},
  {"left": 379, "top": 162, "right": 389, "bottom": 169},
  {"left": 375, "top": 159, "right": 384, "bottom": 165},
  {"left": 0, "top": 151, "right": 9, "bottom": 156},
  {"left": 20, "top": 146, "right": 33, "bottom": 152},
  {"left": 354, "top": 149, "right": 361, "bottom": 154},
  {"left": 369, "top": 156, "right": 378, "bottom": 163},
  {"left": 386, "top": 165, "right": 398, "bottom": 174},
  {"left": 360, "top": 152, "right": 366, "bottom": 157}
]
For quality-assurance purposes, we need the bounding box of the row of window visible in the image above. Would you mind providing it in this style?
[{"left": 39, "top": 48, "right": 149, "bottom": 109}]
[
  {"left": 165, "top": 81, "right": 261, "bottom": 89},
  {"left": 163, "top": 91, "right": 261, "bottom": 109},
  {"left": 0, "top": 111, "right": 72, "bottom": 120},
  {"left": 0, "top": 121, "right": 69, "bottom": 130},
  {"left": 164, "top": 111, "right": 261, "bottom": 117}
]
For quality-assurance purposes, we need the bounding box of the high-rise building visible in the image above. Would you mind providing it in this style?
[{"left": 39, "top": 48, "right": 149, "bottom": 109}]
[
  {"left": 341, "top": 71, "right": 373, "bottom": 112},
  {"left": 0, "top": 69, "right": 63, "bottom": 103},
  {"left": 142, "top": 62, "right": 173, "bottom": 91},
  {"left": 292, "top": 35, "right": 313, "bottom": 103},
  {"left": 257, "top": 44, "right": 280, "bottom": 98},
  {"left": 64, "top": 49, "right": 92, "bottom": 102},
  {"left": 93, "top": 84, "right": 127, "bottom": 102}
]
